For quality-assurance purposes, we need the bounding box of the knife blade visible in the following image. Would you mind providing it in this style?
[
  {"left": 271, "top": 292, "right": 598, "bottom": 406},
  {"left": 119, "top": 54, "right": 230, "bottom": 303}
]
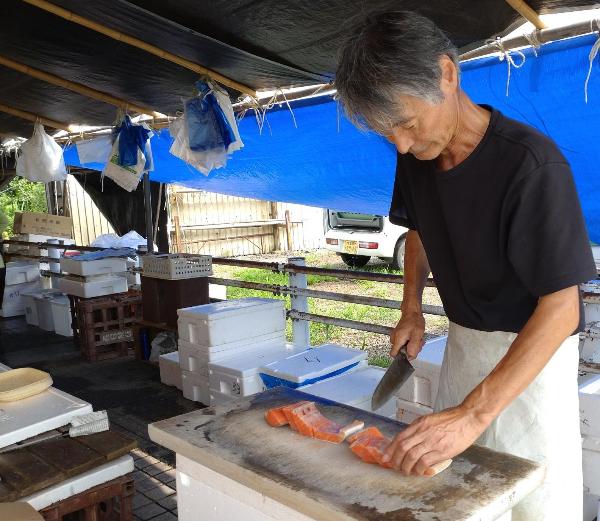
[{"left": 371, "top": 346, "right": 415, "bottom": 411}]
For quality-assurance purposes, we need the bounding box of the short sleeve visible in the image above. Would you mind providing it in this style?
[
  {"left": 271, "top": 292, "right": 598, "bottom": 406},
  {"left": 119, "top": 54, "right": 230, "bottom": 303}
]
[
  {"left": 388, "top": 158, "right": 418, "bottom": 230},
  {"left": 507, "top": 162, "right": 597, "bottom": 296}
]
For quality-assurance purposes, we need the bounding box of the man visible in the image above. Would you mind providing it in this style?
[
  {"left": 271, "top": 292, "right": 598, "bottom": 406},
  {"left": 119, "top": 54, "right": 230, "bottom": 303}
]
[{"left": 335, "top": 10, "right": 596, "bottom": 520}]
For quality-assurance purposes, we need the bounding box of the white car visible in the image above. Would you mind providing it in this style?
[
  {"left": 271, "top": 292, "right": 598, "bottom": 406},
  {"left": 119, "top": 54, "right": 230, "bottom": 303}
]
[{"left": 323, "top": 210, "right": 408, "bottom": 269}]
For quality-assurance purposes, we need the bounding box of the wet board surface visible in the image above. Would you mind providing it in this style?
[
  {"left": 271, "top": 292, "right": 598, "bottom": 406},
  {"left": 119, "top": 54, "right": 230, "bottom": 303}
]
[{"left": 149, "top": 387, "right": 544, "bottom": 521}]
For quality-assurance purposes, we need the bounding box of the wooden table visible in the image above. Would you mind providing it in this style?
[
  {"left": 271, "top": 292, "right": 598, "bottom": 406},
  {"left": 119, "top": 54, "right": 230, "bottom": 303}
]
[{"left": 149, "top": 387, "right": 544, "bottom": 521}]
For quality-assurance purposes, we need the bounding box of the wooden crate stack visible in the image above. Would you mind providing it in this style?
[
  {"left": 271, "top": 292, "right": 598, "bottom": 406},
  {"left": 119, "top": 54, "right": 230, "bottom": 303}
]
[{"left": 70, "top": 291, "right": 142, "bottom": 362}]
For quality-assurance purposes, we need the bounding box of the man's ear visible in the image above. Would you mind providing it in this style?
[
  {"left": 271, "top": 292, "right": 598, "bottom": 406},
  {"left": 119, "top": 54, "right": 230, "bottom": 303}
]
[{"left": 439, "top": 55, "right": 459, "bottom": 97}]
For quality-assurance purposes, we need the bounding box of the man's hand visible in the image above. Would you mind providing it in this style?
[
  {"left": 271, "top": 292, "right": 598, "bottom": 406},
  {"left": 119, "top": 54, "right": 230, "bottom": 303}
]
[
  {"left": 382, "top": 406, "right": 490, "bottom": 475},
  {"left": 390, "top": 311, "right": 425, "bottom": 359}
]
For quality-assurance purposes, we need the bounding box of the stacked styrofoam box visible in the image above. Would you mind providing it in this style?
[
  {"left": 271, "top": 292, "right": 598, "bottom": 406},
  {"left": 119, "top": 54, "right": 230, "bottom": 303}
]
[
  {"left": 1, "top": 261, "right": 41, "bottom": 318},
  {"left": 208, "top": 343, "right": 302, "bottom": 406},
  {"left": 395, "top": 336, "right": 447, "bottom": 424},
  {"left": 159, "top": 351, "right": 182, "bottom": 390},
  {"left": 258, "top": 343, "right": 368, "bottom": 390},
  {"left": 580, "top": 375, "right": 600, "bottom": 499},
  {"left": 50, "top": 294, "right": 73, "bottom": 337},
  {"left": 58, "top": 256, "right": 129, "bottom": 298},
  {"left": 301, "top": 365, "right": 396, "bottom": 418},
  {"left": 176, "top": 298, "right": 287, "bottom": 405}
]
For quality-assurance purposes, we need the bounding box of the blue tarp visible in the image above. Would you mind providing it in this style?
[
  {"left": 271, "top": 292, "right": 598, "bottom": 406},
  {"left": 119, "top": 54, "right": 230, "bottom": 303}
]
[{"left": 64, "top": 33, "right": 600, "bottom": 242}]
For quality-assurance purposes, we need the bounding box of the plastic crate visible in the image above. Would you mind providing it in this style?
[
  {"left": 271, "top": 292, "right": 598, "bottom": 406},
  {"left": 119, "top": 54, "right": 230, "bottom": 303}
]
[
  {"left": 141, "top": 254, "right": 212, "bottom": 280},
  {"left": 70, "top": 292, "right": 142, "bottom": 362}
]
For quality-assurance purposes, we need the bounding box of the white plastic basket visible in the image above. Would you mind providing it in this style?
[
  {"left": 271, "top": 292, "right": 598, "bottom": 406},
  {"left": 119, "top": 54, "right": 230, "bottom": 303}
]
[{"left": 141, "top": 254, "right": 213, "bottom": 280}]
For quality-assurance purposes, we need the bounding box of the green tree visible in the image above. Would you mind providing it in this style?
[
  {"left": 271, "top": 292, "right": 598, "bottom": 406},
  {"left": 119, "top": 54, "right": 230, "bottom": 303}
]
[{"left": 0, "top": 177, "right": 48, "bottom": 237}]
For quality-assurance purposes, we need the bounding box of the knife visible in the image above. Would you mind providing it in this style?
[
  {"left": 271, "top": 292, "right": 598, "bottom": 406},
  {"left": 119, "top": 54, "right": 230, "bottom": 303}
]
[{"left": 371, "top": 345, "right": 415, "bottom": 411}]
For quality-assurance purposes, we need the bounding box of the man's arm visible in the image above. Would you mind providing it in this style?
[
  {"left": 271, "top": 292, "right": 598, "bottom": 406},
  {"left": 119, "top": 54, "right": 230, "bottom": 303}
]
[
  {"left": 383, "top": 285, "right": 581, "bottom": 475},
  {"left": 390, "top": 230, "right": 430, "bottom": 359}
]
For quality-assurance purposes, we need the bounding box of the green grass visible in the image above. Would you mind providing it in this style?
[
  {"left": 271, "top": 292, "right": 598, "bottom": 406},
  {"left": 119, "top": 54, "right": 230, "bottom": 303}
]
[{"left": 368, "top": 355, "right": 393, "bottom": 368}]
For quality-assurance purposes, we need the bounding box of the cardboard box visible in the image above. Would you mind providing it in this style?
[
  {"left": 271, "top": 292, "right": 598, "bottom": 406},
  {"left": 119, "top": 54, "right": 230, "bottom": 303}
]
[{"left": 13, "top": 212, "right": 72, "bottom": 238}]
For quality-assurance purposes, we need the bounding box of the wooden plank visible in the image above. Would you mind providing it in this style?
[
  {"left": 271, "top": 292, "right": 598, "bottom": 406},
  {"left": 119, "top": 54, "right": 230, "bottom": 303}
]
[
  {"left": 28, "top": 438, "right": 105, "bottom": 478},
  {"left": 76, "top": 431, "right": 137, "bottom": 461},
  {"left": 0, "top": 449, "right": 64, "bottom": 501}
]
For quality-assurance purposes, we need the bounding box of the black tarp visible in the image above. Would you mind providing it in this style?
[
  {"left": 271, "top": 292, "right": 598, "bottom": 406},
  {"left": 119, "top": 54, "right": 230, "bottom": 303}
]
[{"left": 72, "top": 169, "right": 169, "bottom": 253}]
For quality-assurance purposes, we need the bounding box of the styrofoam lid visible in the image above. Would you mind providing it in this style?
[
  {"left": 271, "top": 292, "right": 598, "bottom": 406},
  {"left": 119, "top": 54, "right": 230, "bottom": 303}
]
[
  {"left": 160, "top": 351, "right": 179, "bottom": 363},
  {"left": 260, "top": 344, "right": 367, "bottom": 384},
  {"left": 301, "top": 365, "right": 385, "bottom": 405},
  {"left": 50, "top": 295, "right": 70, "bottom": 306},
  {"left": 580, "top": 375, "right": 600, "bottom": 396},
  {"left": 177, "top": 297, "right": 283, "bottom": 320},
  {"left": 209, "top": 343, "right": 302, "bottom": 378},
  {"left": 415, "top": 336, "right": 447, "bottom": 365}
]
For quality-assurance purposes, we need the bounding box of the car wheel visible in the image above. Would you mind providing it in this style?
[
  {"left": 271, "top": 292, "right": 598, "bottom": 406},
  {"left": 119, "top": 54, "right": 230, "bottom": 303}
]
[
  {"left": 340, "top": 253, "right": 370, "bottom": 268},
  {"left": 391, "top": 237, "right": 406, "bottom": 270}
]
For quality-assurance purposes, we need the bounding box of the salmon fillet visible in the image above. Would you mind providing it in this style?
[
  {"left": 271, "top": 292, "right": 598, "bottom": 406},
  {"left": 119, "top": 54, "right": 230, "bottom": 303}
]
[
  {"left": 349, "top": 427, "right": 393, "bottom": 467},
  {"left": 264, "top": 405, "right": 290, "bottom": 427}
]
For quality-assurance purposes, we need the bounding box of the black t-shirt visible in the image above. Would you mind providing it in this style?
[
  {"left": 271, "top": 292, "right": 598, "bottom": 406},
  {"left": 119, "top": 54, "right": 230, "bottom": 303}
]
[{"left": 389, "top": 106, "right": 596, "bottom": 333}]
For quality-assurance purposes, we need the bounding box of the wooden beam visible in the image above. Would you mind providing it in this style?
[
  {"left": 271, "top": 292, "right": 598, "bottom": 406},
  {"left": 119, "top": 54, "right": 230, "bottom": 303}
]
[
  {"left": 0, "top": 55, "right": 162, "bottom": 118},
  {"left": 0, "top": 103, "right": 71, "bottom": 132},
  {"left": 22, "top": 0, "right": 256, "bottom": 97},
  {"left": 505, "top": 0, "right": 547, "bottom": 30}
]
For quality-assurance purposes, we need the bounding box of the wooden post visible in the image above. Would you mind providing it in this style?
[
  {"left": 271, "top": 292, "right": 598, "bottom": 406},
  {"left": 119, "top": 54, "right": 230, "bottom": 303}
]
[
  {"left": 174, "top": 215, "right": 183, "bottom": 253},
  {"left": 269, "top": 202, "right": 279, "bottom": 251},
  {"left": 505, "top": 0, "right": 546, "bottom": 29},
  {"left": 285, "top": 210, "right": 293, "bottom": 252}
]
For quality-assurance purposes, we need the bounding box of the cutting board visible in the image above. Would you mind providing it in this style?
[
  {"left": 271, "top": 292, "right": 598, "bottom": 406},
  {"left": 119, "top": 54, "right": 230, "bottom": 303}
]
[{"left": 149, "top": 387, "right": 544, "bottom": 521}]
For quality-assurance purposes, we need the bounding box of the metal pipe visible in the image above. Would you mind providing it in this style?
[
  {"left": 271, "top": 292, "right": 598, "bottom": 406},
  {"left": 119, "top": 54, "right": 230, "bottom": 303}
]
[
  {"left": 287, "top": 310, "right": 394, "bottom": 337},
  {"left": 143, "top": 172, "right": 153, "bottom": 253},
  {"left": 460, "top": 20, "right": 597, "bottom": 62},
  {"left": 288, "top": 257, "right": 310, "bottom": 347}
]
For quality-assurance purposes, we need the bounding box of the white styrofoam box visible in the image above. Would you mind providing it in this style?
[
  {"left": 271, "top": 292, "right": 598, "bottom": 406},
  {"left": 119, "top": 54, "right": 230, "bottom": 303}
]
[
  {"left": 57, "top": 274, "right": 128, "bottom": 298},
  {"left": 585, "top": 302, "right": 600, "bottom": 324},
  {"left": 209, "top": 283, "right": 227, "bottom": 301},
  {"left": 1, "top": 280, "right": 42, "bottom": 318},
  {"left": 301, "top": 365, "right": 394, "bottom": 412},
  {"left": 581, "top": 324, "right": 600, "bottom": 364},
  {"left": 396, "top": 397, "right": 433, "bottom": 425},
  {"left": 583, "top": 436, "right": 600, "bottom": 496},
  {"left": 592, "top": 247, "right": 600, "bottom": 269},
  {"left": 259, "top": 343, "right": 367, "bottom": 389},
  {"left": 24, "top": 455, "right": 134, "bottom": 510},
  {"left": 160, "top": 351, "right": 183, "bottom": 390},
  {"left": 34, "top": 292, "right": 57, "bottom": 331},
  {"left": 4, "top": 261, "right": 40, "bottom": 286},
  {"left": 209, "top": 388, "right": 236, "bottom": 407},
  {"left": 355, "top": 397, "right": 398, "bottom": 419},
  {"left": 51, "top": 295, "right": 73, "bottom": 337},
  {"left": 177, "top": 298, "right": 286, "bottom": 346},
  {"left": 0, "top": 362, "right": 93, "bottom": 448},
  {"left": 59, "top": 256, "right": 128, "bottom": 276},
  {"left": 178, "top": 332, "right": 285, "bottom": 368},
  {"left": 209, "top": 343, "right": 303, "bottom": 399},
  {"left": 583, "top": 492, "right": 600, "bottom": 521},
  {"left": 175, "top": 455, "right": 315, "bottom": 521},
  {"left": 181, "top": 370, "right": 210, "bottom": 404},
  {"left": 580, "top": 375, "right": 600, "bottom": 438}
]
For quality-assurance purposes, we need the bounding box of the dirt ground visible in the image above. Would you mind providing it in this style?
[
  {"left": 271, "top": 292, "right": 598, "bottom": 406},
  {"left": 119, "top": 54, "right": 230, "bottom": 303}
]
[{"left": 214, "top": 249, "right": 449, "bottom": 364}]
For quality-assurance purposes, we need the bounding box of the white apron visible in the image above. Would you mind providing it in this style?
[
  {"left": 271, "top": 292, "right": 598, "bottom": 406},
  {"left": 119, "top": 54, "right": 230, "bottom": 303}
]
[{"left": 434, "top": 322, "right": 582, "bottom": 521}]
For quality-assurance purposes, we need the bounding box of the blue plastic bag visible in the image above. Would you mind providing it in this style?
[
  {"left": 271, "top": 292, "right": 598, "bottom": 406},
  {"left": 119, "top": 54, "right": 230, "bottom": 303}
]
[
  {"left": 185, "top": 81, "right": 235, "bottom": 152},
  {"left": 113, "top": 115, "right": 151, "bottom": 167}
]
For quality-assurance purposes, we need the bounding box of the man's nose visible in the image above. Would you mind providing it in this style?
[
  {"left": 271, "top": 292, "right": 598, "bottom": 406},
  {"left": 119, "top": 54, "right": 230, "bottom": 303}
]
[{"left": 387, "top": 128, "right": 414, "bottom": 154}]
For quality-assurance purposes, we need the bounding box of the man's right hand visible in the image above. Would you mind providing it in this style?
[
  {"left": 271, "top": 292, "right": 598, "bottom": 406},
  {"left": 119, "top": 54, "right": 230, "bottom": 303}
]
[{"left": 390, "top": 311, "right": 425, "bottom": 360}]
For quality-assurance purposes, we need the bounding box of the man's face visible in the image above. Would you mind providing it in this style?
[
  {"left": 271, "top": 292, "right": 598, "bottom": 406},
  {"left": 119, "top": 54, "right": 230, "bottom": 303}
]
[{"left": 384, "top": 57, "right": 459, "bottom": 161}]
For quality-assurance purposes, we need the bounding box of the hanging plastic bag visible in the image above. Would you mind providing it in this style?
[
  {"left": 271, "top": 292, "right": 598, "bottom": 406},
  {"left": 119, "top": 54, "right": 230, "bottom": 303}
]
[
  {"left": 75, "top": 134, "right": 112, "bottom": 165},
  {"left": 102, "top": 136, "right": 145, "bottom": 192},
  {"left": 113, "top": 115, "right": 151, "bottom": 167},
  {"left": 185, "top": 81, "right": 235, "bottom": 152},
  {"left": 16, "top": 123, "right": 67, "bottom": 183},
  {"left": 213, "top": 87, "right": 244, "bottom": 154}
]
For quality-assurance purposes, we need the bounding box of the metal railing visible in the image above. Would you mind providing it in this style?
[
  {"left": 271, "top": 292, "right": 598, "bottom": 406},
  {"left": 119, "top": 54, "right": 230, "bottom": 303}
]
[{"left": 1, "top": 239, "right": 446, "bottom": 346}]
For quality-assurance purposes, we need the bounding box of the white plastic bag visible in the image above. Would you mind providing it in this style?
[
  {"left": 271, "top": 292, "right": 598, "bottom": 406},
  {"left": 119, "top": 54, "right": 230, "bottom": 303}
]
[
  {"left": 102, "top": 137, "right": 145, "bottom": 192},
  {"left": 169, "top": 115, "right": 227, "bottom": 175},
  {"left": 75, "top": 135, "right": 112, "bottom": 165},
  {"left": 213, "top": 88, "right": 243, "bottom": 154},
  {"left": 149, "top": 332, "right": 177, "bottom": 362},
  {"left": 16, "top": 123, "right": 67, "bottom": 183}
]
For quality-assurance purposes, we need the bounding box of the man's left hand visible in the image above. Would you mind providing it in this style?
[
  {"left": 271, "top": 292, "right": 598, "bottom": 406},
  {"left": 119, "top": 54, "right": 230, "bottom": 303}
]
[{"left": 382, "top": 406, "right": 490, "bottom": 475}]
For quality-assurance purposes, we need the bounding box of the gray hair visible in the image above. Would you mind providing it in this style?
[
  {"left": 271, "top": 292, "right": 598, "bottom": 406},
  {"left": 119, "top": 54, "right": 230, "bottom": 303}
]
[{"left": 335, "top": 10, "right": 459, "bottom": 133}]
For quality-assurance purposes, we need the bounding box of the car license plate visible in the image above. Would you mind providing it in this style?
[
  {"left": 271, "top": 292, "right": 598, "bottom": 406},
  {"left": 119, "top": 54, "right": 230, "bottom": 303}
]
[{"left": 343, "top": 240, "right": 359, "bottom": 254}]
